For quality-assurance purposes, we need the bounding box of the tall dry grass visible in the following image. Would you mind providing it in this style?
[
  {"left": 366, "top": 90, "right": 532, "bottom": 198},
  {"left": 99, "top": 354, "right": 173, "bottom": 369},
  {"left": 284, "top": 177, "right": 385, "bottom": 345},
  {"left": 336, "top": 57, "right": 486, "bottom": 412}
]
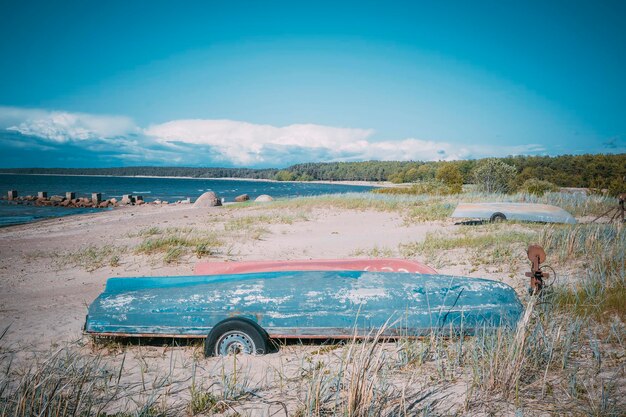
[
  {"left": 540, "top": 223, "right": 625, "bottom": 321},
  {"left": 0, "top": 342, "right": 138, "bottom": 416},
  {"left": 240, "top": 190, "right": 616, "bottom": 222},
  {"left": 294, "top": 326, "right": 445, "bottom": 417}
]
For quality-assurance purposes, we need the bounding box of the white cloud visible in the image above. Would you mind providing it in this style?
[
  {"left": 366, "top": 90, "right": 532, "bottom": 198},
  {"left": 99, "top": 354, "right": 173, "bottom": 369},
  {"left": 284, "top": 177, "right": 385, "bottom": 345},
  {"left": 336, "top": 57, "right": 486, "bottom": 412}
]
[
  {"left": 0, "top": 106, "right": 137, "bottom": 143},
  {"left": 145, "top": 119, "right": 374, "bottom": 165},
  {"left": 1, "top": 106, "right": 548, "bottom": 166},
  {"left": 335, "top": 138, "right": 455, "bottom": 161},
  {"left": 145, "top": 119, "right": 545, "bottom": 164}
]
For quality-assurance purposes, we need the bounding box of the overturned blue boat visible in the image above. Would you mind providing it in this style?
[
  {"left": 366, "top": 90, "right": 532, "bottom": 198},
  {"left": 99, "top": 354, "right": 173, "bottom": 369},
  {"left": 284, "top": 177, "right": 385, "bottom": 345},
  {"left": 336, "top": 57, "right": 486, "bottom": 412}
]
[
  {"left": 85, "top": 270, "right": 523, "bottom": 356},
  {"left": 451, "top": 202, "right": 576, "bottom": 224}
]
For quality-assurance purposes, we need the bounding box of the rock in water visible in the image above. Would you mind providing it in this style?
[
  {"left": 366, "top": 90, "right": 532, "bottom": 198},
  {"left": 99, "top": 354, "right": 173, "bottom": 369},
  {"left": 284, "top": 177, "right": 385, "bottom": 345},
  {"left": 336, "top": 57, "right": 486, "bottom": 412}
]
[
  {"left": 193, "top": 191, "right": 222, "bottom": 207},
  {"left": 255, "top": 194, "right": 273, "bottom": 202},
  {"left": 235, "top": 194, "right": 250, "bottom": 202}
]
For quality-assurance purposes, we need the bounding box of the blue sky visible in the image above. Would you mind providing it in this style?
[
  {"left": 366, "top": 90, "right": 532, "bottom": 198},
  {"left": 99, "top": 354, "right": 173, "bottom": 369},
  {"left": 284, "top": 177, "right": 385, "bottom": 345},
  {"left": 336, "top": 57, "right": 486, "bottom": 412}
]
[{"left": 0, "top": 0, "right": 624, "bottom": 167}]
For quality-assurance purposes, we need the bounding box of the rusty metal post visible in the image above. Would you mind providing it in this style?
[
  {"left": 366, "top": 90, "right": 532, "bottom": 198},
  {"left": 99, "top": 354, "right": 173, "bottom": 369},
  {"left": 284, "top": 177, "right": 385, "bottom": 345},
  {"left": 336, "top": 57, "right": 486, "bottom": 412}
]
[
  {"left": 92, "top": 193, "right": 102, "bottom": 204},
  {"left": 525, "top": 245, "right": 549, "bottom": 294},
  {"left": 7, "top": 190, "right": 17, "bottom": 200}
]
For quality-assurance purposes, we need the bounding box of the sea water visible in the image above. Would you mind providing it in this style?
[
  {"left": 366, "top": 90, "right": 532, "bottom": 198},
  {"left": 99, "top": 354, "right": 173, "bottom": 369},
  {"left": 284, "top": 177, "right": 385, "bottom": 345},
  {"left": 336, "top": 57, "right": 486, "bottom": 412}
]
[{"left": 0, "top": 174, "right": 373, "bottom": 226}]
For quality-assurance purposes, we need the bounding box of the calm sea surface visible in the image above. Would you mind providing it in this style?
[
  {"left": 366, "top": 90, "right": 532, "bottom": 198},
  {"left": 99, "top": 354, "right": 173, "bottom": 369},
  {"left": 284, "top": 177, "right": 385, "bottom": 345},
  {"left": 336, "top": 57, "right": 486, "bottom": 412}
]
[{"left": 0, "top": 174, "right": 373, "bottom": 227}]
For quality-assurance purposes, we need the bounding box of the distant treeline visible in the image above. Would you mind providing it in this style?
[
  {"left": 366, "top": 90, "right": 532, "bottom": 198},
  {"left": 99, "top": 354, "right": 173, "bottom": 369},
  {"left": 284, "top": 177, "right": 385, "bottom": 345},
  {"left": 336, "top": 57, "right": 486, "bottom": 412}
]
[
  {"left": 1, "top": 153, "right": 624, "bottom": 190},
  {"left": 281, "top": 154, "right": 626, "bottom": 188}
]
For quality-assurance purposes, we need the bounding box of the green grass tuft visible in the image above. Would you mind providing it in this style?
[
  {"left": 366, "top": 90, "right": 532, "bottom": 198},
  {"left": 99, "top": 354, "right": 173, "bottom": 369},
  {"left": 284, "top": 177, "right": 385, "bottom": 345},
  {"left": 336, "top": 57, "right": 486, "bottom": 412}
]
[
  {"left": 134, "top": 229, "right": 221, "bottom": 264},
  {"left": 56, "top": 245, "right": 126, "bottom": 271},
  {"left": 401, "top": 228, "right": 536, "bottom": 257},
  {"left": 404, "top": 200, "right": 456, "bottom": 223},
  {"left": 224, "top": 212, "right": 308, "bottom": 231},
  {"left": 188, "top": 387, "right": 221, "bottom": 414}
]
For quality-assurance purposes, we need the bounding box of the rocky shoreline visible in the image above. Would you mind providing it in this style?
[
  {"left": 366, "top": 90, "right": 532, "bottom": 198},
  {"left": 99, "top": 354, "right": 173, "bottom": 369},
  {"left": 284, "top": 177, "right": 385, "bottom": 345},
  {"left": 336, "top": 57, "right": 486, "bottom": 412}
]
[
  {"left": 1, "top": 193, "right": 191, "bottom": 208},
  {"left": 2, "top": 191, "right": 272, "bottom": 209}
]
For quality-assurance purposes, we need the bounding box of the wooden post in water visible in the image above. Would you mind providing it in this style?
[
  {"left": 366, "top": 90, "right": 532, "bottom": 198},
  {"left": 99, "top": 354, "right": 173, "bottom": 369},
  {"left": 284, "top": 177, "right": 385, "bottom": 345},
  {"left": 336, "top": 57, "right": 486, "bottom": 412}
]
[
  {"left": 38, "top": 191, "right": 47, "bottom": 199},
  {"left": 7, "top": 190, "right": 17, "bottom": 200},
  {"left": 92, "top": 193, "right": 102, "bottom": 205}
]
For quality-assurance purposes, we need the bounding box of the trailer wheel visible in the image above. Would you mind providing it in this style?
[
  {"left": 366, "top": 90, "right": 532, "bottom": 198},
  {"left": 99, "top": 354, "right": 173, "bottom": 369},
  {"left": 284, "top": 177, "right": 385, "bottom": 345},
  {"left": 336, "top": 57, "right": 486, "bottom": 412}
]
[
  {"left": 205, "top": 317, "right": 269, "bottom": 357},
  {"left": 490, "top": 212, "right": 507, "bottom": 223}
]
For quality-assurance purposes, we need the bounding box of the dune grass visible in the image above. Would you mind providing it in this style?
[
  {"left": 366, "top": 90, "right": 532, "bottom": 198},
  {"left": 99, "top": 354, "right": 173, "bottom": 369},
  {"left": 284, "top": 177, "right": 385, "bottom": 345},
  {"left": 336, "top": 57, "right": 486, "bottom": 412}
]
[
  {"left": 134, "top": 227, "right": 222, "bottom": 264},
  {"left": 225, "top": 212, "right": 308, "bottom": 230},
  {"left": 0, "top": 339, "right": 164, "bottom": 416},
  {"left": 224, "top": 212, "right": 309, "bottom": 241},
  {"left": 401, "top": 228, "right": 536, "bottom": 255},
  {"left": 350, "top": 245, "right": 395, "bottom": 258},
  {"left": 404, "top": 200, "right": 456, "bottom": 223},
  {"left": 400, "top": 226, "right": 537, "bottom": 272},
  {"left": 228, "top": 190, "right": 616, "bottom": 225},
  {"left": 54, "top": 244, "right": 126, "bottom": 271},
  {"left": 539, "top": 223, "right": 625, "bottom": 321},
  {"left": 241, "top": 193, "right": 429, "bottom": 213}
]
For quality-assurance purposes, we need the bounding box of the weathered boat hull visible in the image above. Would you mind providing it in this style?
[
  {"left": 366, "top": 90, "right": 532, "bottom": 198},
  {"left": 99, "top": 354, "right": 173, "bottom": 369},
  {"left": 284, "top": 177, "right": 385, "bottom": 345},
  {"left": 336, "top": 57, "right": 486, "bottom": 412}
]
[
  {"left": 85, "top": 271, "right": 523, "bottom": 338},
  {"left": 451, "top": 202, "right": 576, "bottom": 224},
  {"left": 194, "top": 258, "right": 437, "bottom": 275}
]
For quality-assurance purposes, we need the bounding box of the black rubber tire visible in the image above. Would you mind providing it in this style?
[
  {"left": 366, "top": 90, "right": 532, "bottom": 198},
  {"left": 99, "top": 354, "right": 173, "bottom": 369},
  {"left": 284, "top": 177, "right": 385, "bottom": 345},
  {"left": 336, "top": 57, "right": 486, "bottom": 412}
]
[
  {"left": 490, "top": 212, "right": 507, "bottom": 223},
  {"left": 204, "top": 317, "right": 269, "bottom": 357}
]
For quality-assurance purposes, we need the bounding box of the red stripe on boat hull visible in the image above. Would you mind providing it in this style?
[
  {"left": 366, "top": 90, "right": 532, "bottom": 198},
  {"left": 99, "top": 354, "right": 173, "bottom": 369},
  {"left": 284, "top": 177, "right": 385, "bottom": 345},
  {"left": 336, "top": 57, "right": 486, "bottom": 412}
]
[{"left": 194, "top": 258, "right": 436, "bottom": 275}]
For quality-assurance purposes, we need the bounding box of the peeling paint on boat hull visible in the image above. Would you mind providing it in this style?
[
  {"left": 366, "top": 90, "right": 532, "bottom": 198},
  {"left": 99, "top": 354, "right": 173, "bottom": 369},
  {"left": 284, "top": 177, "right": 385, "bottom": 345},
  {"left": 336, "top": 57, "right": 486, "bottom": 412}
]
[{"left": 85, "top": 271, "right": 523, "bottom": 338}]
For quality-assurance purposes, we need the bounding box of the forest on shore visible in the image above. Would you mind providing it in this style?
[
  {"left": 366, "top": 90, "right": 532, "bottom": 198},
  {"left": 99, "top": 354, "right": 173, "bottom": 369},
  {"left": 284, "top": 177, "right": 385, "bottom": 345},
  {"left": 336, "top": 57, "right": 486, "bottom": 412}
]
[{"left": 1, "top": 153, "right": 624, "bottom": 195}]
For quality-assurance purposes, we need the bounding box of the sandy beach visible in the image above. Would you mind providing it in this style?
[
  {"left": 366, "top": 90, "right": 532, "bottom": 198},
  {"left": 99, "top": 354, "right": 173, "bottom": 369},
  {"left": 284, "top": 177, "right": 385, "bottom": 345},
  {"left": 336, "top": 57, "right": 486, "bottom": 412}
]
[
  {"left": 0, "top": 198, "right": 466, "bottom": 414},
  {"left": 0, "top": 200, "right": 455, "bottom": 347},
  {"left": 0, "top": 195, "right": 623, "bottom": 415}
]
